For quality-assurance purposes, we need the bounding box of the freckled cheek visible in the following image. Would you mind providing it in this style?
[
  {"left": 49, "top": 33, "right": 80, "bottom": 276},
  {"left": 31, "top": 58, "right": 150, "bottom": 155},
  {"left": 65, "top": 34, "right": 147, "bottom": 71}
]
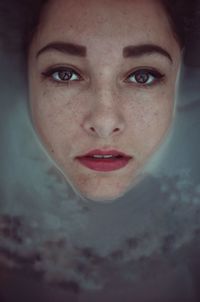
[
  {"left": 32, "top": 90, "right": 86, "bottom": 154},
  {"left": 143, "top": 108, "right": 172, "bottom": 151},
  {"left": 126, "top": 91, "right": 174, "bottom": 157}
]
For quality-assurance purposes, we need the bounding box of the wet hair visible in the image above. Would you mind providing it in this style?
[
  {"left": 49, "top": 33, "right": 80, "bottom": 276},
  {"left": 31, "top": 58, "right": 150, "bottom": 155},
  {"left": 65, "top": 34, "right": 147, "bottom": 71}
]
[
  {"left": 0, "top": 0, "right": 197, "bottom": 54},
  {"left": 162, "top": 0, "right": 197, "bottom": 48}
]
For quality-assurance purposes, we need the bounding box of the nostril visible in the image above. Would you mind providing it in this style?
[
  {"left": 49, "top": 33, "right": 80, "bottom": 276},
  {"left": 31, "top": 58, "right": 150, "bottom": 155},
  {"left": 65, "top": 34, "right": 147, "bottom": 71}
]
[
  {"left": 89, "top": 126, "right": 120, "bottom": 135},
  {"left": 90, "top": 126, "right": 120, "bottom": 134}
]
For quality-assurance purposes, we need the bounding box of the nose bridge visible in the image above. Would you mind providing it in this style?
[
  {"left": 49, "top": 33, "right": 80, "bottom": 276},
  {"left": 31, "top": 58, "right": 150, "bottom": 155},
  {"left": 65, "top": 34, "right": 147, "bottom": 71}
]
[
  {"left": 82, "top": 80, "right": 126, "bottom": 138},
  {"left": 92, "top": 64, "right": 120, "bottom": 109},
  {"left": 95, "top": 80, "right": 117, "bottom": 108}
]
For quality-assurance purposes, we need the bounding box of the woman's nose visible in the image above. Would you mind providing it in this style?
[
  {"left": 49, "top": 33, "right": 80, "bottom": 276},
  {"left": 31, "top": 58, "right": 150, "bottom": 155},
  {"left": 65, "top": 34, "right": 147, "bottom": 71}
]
[{"left": 82, "top": 89, "right": 126, "bottom": 138}]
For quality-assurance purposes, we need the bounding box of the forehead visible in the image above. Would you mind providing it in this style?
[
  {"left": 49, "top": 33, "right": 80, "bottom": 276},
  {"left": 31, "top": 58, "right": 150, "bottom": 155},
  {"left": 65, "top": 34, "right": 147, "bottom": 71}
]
[{"left": 32, "top": 0, "right": 179, "bottom": 57}]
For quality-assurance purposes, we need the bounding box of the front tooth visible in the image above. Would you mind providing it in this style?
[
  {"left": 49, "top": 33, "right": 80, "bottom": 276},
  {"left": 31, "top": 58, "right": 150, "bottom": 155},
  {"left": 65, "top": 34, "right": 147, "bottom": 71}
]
[{"left": 93, "top": 155, "right": 113, "bottom": 158}]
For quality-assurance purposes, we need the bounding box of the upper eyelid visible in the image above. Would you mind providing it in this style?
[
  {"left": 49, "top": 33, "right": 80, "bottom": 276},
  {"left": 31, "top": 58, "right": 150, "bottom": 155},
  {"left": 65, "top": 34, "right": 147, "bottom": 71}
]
[
  {"left": 41, "top": 64, "right": 165, "bottom": 82},
  {"left": 125, "top": 67, "right": 163, "bottom": 77},
  {"left": 41, "top": 64, "right": 83, "bottom": 77}
]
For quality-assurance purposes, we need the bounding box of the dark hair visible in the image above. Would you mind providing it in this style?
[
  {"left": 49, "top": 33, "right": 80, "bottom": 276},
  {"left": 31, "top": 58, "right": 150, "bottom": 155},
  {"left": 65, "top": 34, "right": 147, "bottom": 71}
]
[
  {"left": 0, "top": 0, "right": 197, "bottom": 54},
  {"left": 163, "top": 0, "right": 197, "bottom": 48},
  {"left": 0, "top": 0, "right": 47, "bottom": 53}
]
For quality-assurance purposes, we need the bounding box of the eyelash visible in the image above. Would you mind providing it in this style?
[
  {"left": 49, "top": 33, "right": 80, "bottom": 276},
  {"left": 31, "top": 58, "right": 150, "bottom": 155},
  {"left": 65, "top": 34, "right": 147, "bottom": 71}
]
[
  {"left": 42, "top": 66, "right": 82, "bottom": 83},
  {"left": 41, "top": 66, "right": 164, "bottom": 86},
  {"left": 125, "top": 68, "right": 165, "bottom": 86}
]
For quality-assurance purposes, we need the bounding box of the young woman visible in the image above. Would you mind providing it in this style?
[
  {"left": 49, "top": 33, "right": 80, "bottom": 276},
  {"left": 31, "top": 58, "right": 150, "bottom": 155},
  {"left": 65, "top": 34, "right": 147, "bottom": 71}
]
[{"left": 27, "top": 0, "right": 186, "bottom": 202}]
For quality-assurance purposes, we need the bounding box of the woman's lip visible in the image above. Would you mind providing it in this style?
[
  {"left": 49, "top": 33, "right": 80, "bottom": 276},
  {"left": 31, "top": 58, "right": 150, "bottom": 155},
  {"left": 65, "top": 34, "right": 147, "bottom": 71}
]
[
  {"left": 77, "top": 149, "right": 132, "bottom": 158},
  {"left": 75, "top": 149, "right": 133, "bottom": 172}
]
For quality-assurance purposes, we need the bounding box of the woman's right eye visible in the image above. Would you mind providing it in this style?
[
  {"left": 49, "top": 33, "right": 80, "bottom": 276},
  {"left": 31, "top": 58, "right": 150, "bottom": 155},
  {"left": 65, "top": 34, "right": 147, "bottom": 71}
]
[{"left": 42, "top": 67, "right": 82, "bottom": 83}]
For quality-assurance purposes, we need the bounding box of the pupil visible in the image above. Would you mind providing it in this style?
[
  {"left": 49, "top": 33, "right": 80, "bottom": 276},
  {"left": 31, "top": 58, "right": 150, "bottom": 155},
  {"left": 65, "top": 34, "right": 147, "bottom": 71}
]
[
  {"left": 59, "top": 70, "right": 72, "bottom": 80},
  {"left": 135, "top": 71, "right": 149, "bottom": 83}
]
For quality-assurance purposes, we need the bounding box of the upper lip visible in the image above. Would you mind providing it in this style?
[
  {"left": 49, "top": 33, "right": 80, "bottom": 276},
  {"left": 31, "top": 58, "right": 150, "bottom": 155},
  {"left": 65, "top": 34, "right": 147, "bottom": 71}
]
[{"left": 76, "top": 149, "right": 133, "bottom": 158}]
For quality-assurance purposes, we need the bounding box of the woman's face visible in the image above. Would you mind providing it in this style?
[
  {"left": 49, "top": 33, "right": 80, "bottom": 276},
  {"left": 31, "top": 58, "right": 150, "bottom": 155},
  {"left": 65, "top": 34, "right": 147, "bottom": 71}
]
[{"left": 28, "top": 0, "right": 181, "bottom": 201}]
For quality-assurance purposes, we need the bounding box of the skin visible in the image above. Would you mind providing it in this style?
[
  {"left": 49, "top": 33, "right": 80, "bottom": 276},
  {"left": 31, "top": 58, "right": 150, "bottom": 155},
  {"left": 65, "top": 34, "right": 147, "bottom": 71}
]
[{"left": 28, "top": 0, "right": 181, "bottom": 202}]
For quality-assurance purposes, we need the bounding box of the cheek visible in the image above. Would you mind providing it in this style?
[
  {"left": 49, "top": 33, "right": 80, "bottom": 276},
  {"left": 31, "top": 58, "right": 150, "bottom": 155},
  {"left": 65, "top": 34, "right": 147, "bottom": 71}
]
[
  {"left": 30, "top": 87, "right": 84, "bottom": 155},
  {"left": 126, "top": 89, "right": 174, "bottom": 158}
]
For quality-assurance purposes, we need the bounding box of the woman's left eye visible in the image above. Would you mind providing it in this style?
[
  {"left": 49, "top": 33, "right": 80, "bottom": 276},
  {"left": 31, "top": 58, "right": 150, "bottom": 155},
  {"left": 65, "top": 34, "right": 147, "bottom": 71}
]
[
  {"left": 126, "top": 69, "right": 164, "bottom": 86},
  {"left": 42, "top": 67, "right": 81, "bottom": 82}
]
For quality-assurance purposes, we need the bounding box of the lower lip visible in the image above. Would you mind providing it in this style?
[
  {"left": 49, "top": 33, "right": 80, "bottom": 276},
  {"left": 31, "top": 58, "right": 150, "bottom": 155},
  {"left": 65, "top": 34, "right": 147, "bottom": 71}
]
[{"left": 76, "top": 156, "right": 132, "bottom": 172}]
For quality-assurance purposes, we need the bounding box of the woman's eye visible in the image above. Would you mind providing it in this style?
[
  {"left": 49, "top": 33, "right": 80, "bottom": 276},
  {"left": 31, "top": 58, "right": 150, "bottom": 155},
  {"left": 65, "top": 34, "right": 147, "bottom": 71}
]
[
  {"left": 42, "top": 67, "right": 81, "bottom": 82},
  {"left": 126, "top": 69, "right": 164, "bottom": 86}
]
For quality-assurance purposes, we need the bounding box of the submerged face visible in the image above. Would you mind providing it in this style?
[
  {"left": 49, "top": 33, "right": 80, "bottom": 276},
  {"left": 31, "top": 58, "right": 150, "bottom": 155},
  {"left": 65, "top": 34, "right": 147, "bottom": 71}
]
[{"left": 28, "top": 0, "right": 181, "bottom": 201}]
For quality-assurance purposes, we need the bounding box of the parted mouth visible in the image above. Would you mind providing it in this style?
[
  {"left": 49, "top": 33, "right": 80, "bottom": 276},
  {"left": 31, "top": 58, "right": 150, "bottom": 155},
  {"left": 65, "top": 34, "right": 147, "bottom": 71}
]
[
  {"left": 75, "top": 149, "right": 133, "bottom": 172},
  {"left": 76, "top": 149, "right": 133, "bottom": 159}
]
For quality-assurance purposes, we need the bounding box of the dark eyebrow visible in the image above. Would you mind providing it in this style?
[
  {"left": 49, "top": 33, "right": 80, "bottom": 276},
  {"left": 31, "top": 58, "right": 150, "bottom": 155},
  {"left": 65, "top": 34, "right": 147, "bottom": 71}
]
[
  {"left": 123, "top": 44, "right": 173, "bottom": 63},
  {"left": 36, "top": 42, "right": 87, "bottom": 58}
]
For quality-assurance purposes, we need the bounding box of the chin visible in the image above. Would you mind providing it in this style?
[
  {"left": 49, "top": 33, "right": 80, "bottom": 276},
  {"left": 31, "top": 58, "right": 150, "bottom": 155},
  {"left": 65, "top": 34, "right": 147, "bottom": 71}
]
[
  {"left": 78, "top": 192, "right": 125, "bottom": 203},
  {"left": 72, "top": 183, "right": 132, "bottom": 203},
  {"left": 66, "top": 170, "right": 145, "bottom": 203}
]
